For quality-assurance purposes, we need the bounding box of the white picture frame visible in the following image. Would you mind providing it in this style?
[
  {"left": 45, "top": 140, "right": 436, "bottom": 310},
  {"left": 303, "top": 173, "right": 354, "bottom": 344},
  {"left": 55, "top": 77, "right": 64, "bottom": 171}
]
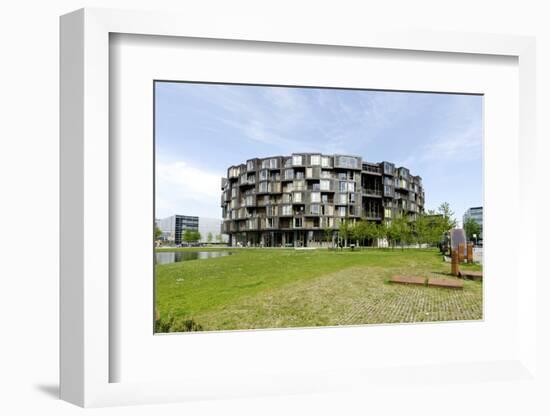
[{"left": 60, "top": 7, "right": 538, "bottom": 408}]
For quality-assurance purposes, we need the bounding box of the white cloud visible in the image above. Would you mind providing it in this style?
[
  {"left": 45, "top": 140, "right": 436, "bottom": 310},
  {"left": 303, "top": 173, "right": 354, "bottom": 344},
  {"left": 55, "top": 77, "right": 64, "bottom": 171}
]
[
  {"left": 156, "top": 159, "right": 223, "bottom": 219},
  {"left": 421, "top": 123, "right": 482, "bottom": 162}
]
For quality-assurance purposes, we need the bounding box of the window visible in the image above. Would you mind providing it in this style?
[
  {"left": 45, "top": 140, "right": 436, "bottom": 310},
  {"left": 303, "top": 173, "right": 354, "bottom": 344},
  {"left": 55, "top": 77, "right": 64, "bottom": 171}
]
[
  {"left": 269, "top": 158, "right": 278, "bottom": 169},
  {"left": 259, "top": 182, "right": 268, "bottom": 193},
  {"left": 338, "top": 206, "right": 346, "bottom": 217},
  {"left": 267, "top": 218, "right": 273, "bottom": 228},
  {"left": 349, "top": 193, "right": 356, "bottom": 203},
  {"left": 231, "top": 188, "right": 237, "bottom": 198},
  {"left": 282, "top": 205, "right": 292, "bottom": 215},
  {"left": 321, "top": 170, "right": 331, "bottom": 178},
  {"left": 310, "top": 155, "right": 321, "bottom": 165},
  {"left": 260, "top": 169, "right": 268, "bottom": 180},
  {"left": 292, "top": 155, "right": 303, "bottom": 165},
  {"left": 294, "top": 180, "right": 305, "bottom": 190},
  {"left": 321, "top": 156, "right": 331, "bottom": 167},
  {"left": 306, "top": 167, "right": 313, "bottom": 178},
  {"left": 295, "top": 171, "right": 305, "bottom": 180},
  {"left": 247, "top": 160, "right": 255, "bottom": 171},
  {"left": 261, "top": 159, "right": 269, "bottom": 169},
  {"left": 246, "top": 195, "right": 254, "bottom": 206},
  {"left": 320, "top": 179, "right": 330, "bottom": 191},
  {"left": 310, "top": 204, "right": 320, "bottom": 215},
  {"left": 338, "top": 193, "right": 347, "bottom": 204},
  {"left": 321, "top": 194, "right": 328, "bottom": 204},
  {"left": 347, "top": 182, "right": 355, "bottom": 192},
  {"left": 294, "top": 217, "right": 303, "bottom": 228},
  {"left": 384, "top": 208, "right": 392, "bottom": 218},
  {"left": 284, "top": 169, "right": 294, "bottom": 180},
  {"left": 310, "top": 192, "right": 320, "bottom": 203},
  {"left": 337, "top": 156, "right": 358, "bottom": 169},
  {"left": 339, "top": 181, "right": 347, "bottom": 192},
  {"left": 293, "top": 192, "right": 302, "bottom": 203}
]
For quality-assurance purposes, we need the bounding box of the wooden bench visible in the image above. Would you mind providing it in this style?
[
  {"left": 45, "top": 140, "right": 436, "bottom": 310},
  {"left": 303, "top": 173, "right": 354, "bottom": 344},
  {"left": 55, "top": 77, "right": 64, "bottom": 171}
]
[
  {"left": 390, "top": 275, "right": 464, "bottom": 289},
  {"left": 428, "top": 278, "right": 464, "bottom": 289},
  {"left": 389, "top": 276, "right": 426, "bottom": 286}
]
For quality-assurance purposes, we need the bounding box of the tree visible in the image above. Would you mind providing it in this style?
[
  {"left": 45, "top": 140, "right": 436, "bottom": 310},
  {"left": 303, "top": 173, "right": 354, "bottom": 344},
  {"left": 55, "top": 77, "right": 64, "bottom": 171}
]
[
  {"left": 154, "top": 225, "right": 162, "bottom": 241},
  {"left": 338, "top": 219, "right": 352, "bottom": 248},
  {"left": 437, "top": 202, "right": 457, "bottom": 231},
  {"left": 183, "top": 230, "right": 201, "bottom": 244},
  {"left": 207, "top": 232, "right": 213, "bottom": 243},
  {"left": 378, "top": 222, "right": 389, "bottom": 248},
  {"left": 413, "top": 214, "right": 430, "bottom": 247},
  {"left": 385, "top": 220, "right": 400, "bottom": 249},
  {"left": 192, "top": 231, "right": 202, "bottom": 242},
  {"left": 183, "top": 230, "right": 193, "bottom": 244},
  {"left": 391, "top": 214, "right": 412, "bottom": 250},
  {"left": 216, "top": 234, "right": 222, "bottom": 242},
  {"left": 323, "top": 226, "right": 334, "bottom": 248},
  {"left": 353, "top": 221, "right": 379, "bottom": 247},
  {"left": 463, "top": 217, "right": 481, "bottom": 242},
  {"left": 350, "top": 221, "right": 365, "bottom": 246}
]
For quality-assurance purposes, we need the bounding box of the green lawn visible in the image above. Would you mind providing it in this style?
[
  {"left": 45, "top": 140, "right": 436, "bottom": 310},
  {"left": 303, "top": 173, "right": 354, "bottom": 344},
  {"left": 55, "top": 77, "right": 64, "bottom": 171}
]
[{"left": 155, "top": 248, "right": 482, "bottom": 332}]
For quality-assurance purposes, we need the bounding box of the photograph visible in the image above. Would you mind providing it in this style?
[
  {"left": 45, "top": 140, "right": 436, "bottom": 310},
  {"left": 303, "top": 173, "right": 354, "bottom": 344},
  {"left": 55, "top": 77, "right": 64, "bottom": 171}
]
[{"left": 153, "top": 81, "right": 484, "bottom": 333}]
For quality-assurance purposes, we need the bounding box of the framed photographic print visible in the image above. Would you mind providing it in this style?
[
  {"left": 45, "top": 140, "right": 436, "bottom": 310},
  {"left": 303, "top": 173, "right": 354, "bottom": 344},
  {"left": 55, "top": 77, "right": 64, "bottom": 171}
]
[
  {"left": 60, "top": 8, "right": 539, "bottom": 408},
  {"left": 152, "top": 81, "right": 484, "bottom": 334}
]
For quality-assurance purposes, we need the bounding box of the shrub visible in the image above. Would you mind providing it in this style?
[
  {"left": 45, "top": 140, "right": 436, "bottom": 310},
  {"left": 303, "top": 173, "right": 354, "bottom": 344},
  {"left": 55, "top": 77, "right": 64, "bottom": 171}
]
[{"left": 155, "top": 313, "right": 204, "bottom": 333}]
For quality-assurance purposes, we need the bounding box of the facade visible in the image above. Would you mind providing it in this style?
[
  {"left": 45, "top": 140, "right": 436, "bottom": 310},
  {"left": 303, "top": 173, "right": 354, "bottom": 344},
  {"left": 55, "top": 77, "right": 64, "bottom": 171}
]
[
  {"left": 463, "top": 206, "right": 483, "bottom": 240},
  {"left": 157, "top": 214, "right": 199, "bottom": 245},
  {"left": 221, "top": 154, "right": 424, "bottom": 247},
  {"left": 198, "top": 217, "right": 228, "bottom": 243}
]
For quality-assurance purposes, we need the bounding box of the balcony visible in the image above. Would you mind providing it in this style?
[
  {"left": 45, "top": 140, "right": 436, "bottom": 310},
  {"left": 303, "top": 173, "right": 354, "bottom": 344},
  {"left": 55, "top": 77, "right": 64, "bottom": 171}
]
[
  {"left": 363, "top": 188, "right": 382, "bottom": 197},
  {"left": 362, "top": 164, "right": 382, "bottom": 175},
  {"left": 239, "top": 175, "right": 256, "bottom": 187},
  {"left": 365, "top": 211, "right": 382, "bottom": 220}
]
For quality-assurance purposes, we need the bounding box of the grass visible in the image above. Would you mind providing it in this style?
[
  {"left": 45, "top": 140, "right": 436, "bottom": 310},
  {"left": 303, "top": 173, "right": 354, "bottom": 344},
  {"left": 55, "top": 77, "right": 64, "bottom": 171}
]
[{"left": 155, "top": 248, "right": 482, "bottom": 332}]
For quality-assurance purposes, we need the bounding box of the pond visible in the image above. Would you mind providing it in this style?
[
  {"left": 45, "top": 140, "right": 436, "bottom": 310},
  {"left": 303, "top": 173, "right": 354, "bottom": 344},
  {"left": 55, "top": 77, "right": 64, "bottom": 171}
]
[{"left": 155, "top": 250, "right": 232, "bottom": 265}]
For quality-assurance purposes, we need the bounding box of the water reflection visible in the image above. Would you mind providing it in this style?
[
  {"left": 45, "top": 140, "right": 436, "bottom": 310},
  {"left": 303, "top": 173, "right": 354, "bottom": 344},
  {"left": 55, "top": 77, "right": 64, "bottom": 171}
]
[{"left": 155, "top": 250, "right": 232, "bottom": 265}]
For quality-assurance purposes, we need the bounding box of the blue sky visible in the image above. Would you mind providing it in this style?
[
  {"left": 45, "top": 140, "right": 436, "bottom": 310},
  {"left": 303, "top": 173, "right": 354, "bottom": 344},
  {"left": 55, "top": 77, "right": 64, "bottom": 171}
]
[{"left": 155, "top": 82, "right": 483, "bottom": 224}]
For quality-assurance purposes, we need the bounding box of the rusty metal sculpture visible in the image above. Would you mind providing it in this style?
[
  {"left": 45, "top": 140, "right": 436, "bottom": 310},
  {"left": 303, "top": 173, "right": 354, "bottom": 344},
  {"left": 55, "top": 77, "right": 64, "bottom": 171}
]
[{"left": 451, "top": 248, "right": 460, "bottom": 276}]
